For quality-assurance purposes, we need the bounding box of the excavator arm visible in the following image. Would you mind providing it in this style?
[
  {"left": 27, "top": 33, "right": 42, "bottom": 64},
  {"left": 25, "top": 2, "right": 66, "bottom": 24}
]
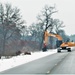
[{"left": 44, "top": 31, "right": 62, "bottom": 44}]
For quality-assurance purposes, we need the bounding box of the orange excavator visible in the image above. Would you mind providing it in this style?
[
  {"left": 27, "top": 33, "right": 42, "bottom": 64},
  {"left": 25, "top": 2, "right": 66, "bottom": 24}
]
[{"left": 43, "top": 31, "right": 75, "bottom": 52}]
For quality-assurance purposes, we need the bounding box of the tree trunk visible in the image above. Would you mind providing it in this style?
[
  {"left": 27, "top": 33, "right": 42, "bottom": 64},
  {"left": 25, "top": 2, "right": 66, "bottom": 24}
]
[
  {"left": 2, "top": 38, "right": 6, "bottom": 56},
  {"left": 39, "top": 32, "right": 45, "bottom": 50}
]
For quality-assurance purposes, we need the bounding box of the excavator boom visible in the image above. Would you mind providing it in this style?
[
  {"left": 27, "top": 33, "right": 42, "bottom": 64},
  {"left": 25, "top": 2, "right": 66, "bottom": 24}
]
[{"left": 44, "top": 31, "right": 62, "bottom": 44}]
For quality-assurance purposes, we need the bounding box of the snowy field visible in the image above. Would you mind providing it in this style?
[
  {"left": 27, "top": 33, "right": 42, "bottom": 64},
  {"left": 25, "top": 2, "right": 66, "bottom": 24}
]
[
  {"left": 0, "top": 47, "right": 75, "bottom": 73},
  {"left": 0, "top": 49, "right": 57, "bottom": 72}
]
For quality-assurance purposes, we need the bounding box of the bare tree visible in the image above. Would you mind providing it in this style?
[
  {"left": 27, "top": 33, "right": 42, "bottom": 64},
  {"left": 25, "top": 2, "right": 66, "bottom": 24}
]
[
  {"left": 21, "top": 26, "right": 29, "bottom": 40},
  {"left": 58, "top": 30, "right": 69, "bottom": 42},
  {"left": 53, "top": 19, "right": 65, "bottom": 34},
  {"left": 48, "top": 19, "right": 65, "bottom": 49},
  {"left": 28, "top": 23, "right": 43, "bottom": 46},
  {"left": 0, "top": 3, "right": 25, "bottom": 55},
  {"left": 36, "top": 5, "right": 57, "bottom": 49},
  {"left": 37, "top": 5, "right": 57, "bottom": 31}
]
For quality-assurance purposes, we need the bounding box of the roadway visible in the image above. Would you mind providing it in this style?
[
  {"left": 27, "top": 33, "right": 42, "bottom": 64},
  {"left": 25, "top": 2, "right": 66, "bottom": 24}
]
[{"left": 0, "top": 48, "right": 75, "bottom": 74}]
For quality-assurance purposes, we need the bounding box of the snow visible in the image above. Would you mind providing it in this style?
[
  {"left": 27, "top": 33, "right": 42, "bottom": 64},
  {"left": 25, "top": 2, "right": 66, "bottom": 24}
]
[
  {"left": 0, "top": 47, "right": 75, "bottom": 72},
  {"left": 0, "top": 49, "right": 57, "bottom": 72}
]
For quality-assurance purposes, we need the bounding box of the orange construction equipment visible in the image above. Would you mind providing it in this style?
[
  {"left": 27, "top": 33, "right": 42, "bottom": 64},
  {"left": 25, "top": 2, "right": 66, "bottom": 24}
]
[
  {"left": 44, "top": 31, "right": 62, "bottom": 45},
  {"left": 43, "top": 31, "right": 75, "bottom": 52}
]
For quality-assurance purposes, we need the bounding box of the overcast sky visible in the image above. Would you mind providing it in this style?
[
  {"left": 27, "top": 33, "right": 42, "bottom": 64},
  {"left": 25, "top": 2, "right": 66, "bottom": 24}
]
[{"left": 0, "top": 0, "right": 75, "bottom": 36}]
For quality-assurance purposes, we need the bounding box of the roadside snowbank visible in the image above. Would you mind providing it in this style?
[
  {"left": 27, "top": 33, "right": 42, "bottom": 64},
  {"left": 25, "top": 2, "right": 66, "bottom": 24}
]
[{"left": 0, "top": 49, "right": 57, "bottom": 72}]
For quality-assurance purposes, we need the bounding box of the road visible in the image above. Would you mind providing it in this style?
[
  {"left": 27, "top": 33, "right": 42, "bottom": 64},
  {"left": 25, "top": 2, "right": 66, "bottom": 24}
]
[{"left": 0, "top": 48, "right": 75, "bottom": 74}]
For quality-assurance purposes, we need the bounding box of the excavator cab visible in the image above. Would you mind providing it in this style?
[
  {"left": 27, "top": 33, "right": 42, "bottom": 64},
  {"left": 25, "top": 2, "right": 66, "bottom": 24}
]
[{"left": 56, "top": 40, "right": 62, "bottom": 48}]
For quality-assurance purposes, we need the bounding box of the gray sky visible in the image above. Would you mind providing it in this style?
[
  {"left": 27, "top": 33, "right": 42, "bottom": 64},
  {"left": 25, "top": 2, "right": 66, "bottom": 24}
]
[{"left": 0, "top": 0, "right": 75, "bottom": 35}]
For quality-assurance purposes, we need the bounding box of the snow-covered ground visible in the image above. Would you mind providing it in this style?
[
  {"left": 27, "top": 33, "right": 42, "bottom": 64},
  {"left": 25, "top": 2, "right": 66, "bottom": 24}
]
[
  {"left": 0, "top": 49, "right": 57, "bottom": 72},
  {"left": 0, "top": 47, "right": 75, "bottom": 72}
]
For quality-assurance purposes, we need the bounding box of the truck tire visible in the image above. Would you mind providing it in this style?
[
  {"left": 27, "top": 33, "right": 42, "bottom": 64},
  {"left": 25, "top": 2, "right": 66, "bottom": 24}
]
[
  {"left": 67, "top": 48, "right": 71, "bottom": 52},
  {"left": 57, "top": 49, "right": 61, "bottom": 53}
]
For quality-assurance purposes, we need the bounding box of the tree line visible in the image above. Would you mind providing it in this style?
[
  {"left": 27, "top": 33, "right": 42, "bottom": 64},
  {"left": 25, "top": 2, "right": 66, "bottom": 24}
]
[
  {"left": 0, "top": 3, "right": 69, "bottom": 56},
  {"left": 25, "top": 5, "right": 69, "bottom": 49}
]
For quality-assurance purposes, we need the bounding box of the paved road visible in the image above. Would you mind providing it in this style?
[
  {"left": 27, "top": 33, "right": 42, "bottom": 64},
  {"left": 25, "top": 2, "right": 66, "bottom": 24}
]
[
  {"left": 0, "top": 48, "right": 75, "bottom": 74},
  {"left": 50, "top": 49, "right": 75, "bottom": 74}
]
